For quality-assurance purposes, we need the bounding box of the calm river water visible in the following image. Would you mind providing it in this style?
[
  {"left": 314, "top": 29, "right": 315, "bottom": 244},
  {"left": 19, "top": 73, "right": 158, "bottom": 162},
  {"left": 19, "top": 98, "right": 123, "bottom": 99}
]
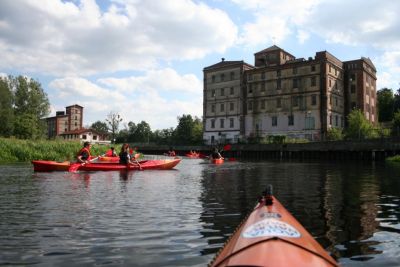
[{"left": 0, "top": 158, "right": 399, "bottom": 266}]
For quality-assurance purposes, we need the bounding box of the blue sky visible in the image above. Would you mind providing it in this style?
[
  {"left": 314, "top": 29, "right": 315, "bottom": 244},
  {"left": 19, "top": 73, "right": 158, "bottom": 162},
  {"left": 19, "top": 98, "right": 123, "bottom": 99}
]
[{"left": 0, "top": 0, "right": 399, "bottom": 130}]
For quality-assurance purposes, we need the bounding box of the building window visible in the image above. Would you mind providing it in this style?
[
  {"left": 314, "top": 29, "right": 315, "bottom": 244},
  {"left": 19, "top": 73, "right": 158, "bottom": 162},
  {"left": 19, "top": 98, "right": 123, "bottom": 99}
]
[
  {"left": 230, "top": 118, "right": 234, "bottom": 128},
  {"left": 311, "top": 76, "right": 316, "bottom": 86},
  {"left": 220, "top": 73, "right": 225, "bottom": 82},
  {"left": 230, "top": 87, "right": 234, "bottom": 95},
  {"left": 230, "top": 72, "right": 234, "bottom": 80},
  {"left": 75, "top": 122, "right": 77, "bottom": 126},
  {"left": 211, "top": 119, "right": 215, "bottom": 128},
  {"left": 248, "top": 101, "right": 253, "bottom": 111},
  {"left": 329, "top": 79, "right": 332, "bottom": 87},
  {"left": 329, "top": 115, "right": 332, "bottom": 125},
  {"left": 261, "top": 82, "right": 266, "bottom": 92},
  {"left": 351, "top": 102, "right": 356, "bottom": 109},
  {"left": 293, "top": 96, "right": 298, "bottom": 107},
  {"left": 248, "top": 74, "right": 253, "bottom": 81},
  {"left": 272, "top": 116, "right": 277, "bottom": 126},
  {"left": 230, "top": 102, "right": 234, "bottom": 111},
  {"left": 248, "top": 84, "right": 253, "bottom": 94},
  {"left": 212, "top": 75, "right": 215, "bottom": 83},
  {"left": 211, "top": 89, "right": 215, "bottom": 97},
  {"left": 351, "top": 85, "right": 356, "bottom": 94},
  {"left": 277, "top": 98, "right": 281, "bottom": 108},
  {"left": 311, "top": 94, "right": 317, "bottom": 105},
  {"left": 82, "top": 134, "right": 87, "bottom": 139},
  {"left": 277, "top": 79, "right": 281, "bottom": 90},
  {"left": 220, "top": 118, "right": 224, "bottom": 128},
  {"left": 211, "top": 104, "right": 215, "bottom": 112},
  {"left": 93, "top": 135, "right": 97, "bottom": 140},
  {"left": 311, "top": 65, "right": 316, "bottom": 72},
  {"left": 220, "top": 103, "right": 224, "bottom": 112},
  {"left": 293, "top": 68, "right": 297, "bottom": 74},
  {"left": 288, "top": 115, "right": 294, "bottom": 126},
  {"left": 293, "top": 78, "right": 298, "bottom": 88},
  {"left": 335, "top": 115, "right": 338, "bottom": 126},
  {"left": 221, "top": 88, "right": 225, "bottom": 96},
  {"left": 261, "top": 99, "right": 266, "bottom": 109},
  {"left": 261, "top": 72, "right": 266, "bottom": 79},
  {"left": 277, "top": 70, "right": 281, "bottom": 77}
]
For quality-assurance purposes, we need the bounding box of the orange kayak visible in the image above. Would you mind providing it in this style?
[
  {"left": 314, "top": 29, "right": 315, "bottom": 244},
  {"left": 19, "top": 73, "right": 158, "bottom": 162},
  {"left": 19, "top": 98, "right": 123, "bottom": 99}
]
[
  {"left": 211, "top": 158, "right": 224, "bottom": 164},
  {"left": 209, "top": 187, "right": 339, "bottom": 267}
]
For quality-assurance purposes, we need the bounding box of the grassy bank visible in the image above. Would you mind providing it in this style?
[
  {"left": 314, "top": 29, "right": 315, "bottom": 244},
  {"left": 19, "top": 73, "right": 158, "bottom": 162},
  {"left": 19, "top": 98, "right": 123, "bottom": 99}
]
[
  {"left": 386, "top": 155, "right": 400, "bottom": 163},
  {"left": 0, "top": 138, "right": 115, "bottom": 163}
]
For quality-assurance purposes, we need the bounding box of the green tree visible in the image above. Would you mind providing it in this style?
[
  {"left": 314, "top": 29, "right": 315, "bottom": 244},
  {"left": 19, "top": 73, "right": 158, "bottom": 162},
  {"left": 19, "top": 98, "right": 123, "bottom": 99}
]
[
  {"left": 133, "top": 121, "right": 152, "bottom": 143},
  {"left": 91, "top": 120, "right": 109, "bottom": 134},
  {"left": 106, "top": 112, "right": 122, "bottom": 143},
  {"left": 377, "top": 88, "right": 394, "bottom": 122},
  {"left": 12, "top": 76, "right": 50, "bottom": 139},
  {"left": 192, "top": 117, "right": 203, "bottom": 144},
  {"left": 174, "top": 114, "right": 196, "bottom": 144},
  {"left": 326, "top": 127, "right": 343, "bottom": 141},
  {"left": 0, "top": 77, "right": 14, "bottom": 136},
  {"left": 345, "top": 109, "right": 375, "bottom": 140},
  {"left": 153, "top": 128, "right": 174, "bottom": 145},
  {"left": 392, "top": 110, "right": 400, "bottom": 136}
]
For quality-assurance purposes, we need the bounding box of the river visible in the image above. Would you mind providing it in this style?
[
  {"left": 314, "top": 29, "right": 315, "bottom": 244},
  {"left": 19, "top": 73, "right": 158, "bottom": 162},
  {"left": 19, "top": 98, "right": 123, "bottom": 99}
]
[{"left": 0, "top": 158, "right": 399, "bottom": 266}]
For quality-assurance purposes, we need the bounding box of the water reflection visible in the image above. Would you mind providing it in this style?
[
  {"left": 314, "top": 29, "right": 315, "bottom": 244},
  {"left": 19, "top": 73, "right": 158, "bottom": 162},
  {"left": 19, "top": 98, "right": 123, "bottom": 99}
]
[{"left": 0, "top": 161, "right": 399, "bottom": 266}]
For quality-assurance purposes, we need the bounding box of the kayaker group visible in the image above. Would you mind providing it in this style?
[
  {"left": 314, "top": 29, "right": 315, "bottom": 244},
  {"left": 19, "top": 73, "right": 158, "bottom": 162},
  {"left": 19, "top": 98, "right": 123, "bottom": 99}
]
[{"left": 76, "top": 142, "right": 141, "bottom": 169}]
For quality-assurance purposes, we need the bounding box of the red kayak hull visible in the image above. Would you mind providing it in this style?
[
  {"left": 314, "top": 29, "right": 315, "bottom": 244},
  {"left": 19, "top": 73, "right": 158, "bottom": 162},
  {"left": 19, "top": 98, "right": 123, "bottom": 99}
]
[
  {"left": 32, "top": 159, "right": 181, "bottom": 172},
  {"left": 209, "top": 195, "right": 338, "bottom": 267}
]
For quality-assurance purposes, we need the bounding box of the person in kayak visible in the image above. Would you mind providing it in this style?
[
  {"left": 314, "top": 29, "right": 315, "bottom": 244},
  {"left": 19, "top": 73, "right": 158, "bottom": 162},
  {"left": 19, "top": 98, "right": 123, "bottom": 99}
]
[
  {"left": 77, "top": 141, "right": 92, "bottom": 163},
  {"left": 211, "top": 147, "right": 223, "bottom": 159},
  {"left": 106, "top": 147, "right": 117, "bottom": 157},
  {"left": 166, "top": 147, "right": 176, "bottom": 156},
  {"left": 119, "top": 143, "right": 133, "bottom": 164}
]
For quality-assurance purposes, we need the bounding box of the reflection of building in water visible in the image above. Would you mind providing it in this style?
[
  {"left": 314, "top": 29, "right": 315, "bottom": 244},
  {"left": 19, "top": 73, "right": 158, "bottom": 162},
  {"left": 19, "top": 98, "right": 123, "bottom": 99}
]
[{"left": 322, "top": 166, "right": 381, "bottom": 257}]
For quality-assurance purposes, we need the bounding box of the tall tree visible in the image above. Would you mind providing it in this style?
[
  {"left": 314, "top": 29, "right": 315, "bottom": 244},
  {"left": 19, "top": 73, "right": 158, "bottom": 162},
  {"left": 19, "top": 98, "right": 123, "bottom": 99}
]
[
  {"left": 175, "top": 114, "right": 195, "bottom": 144},
  {"left": 377, "top": 88, "right": 394, "bottom": 122},
  {"left": 392, "top": 111, "right": 400, "bottom": 136},
  {"left": 91, "top": 120, "right": 109, "bottom": 134},
  {"left": 133, "top": 121, "right": 152, "bottom": 143},
  {"left": 0, "top": 77, "right": 14, "bottom": 136},
  {"left": 106, "top": 112, "right": 122, "bottom": 143},
  {"left": 12, "top": 76, "right": 50, "bottom": 139},
  {"left": 345, "top": 109, "right": 375, "bottom": 140}
]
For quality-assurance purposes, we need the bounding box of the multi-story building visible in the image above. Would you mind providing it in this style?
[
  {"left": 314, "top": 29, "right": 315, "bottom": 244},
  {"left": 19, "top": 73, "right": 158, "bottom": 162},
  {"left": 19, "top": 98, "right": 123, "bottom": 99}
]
[
  {"left": 46, "top": 104, "right": 84, "bottom": 138},
  {"left": 203, "top": 45, "right": 377, "bottom": 144}
]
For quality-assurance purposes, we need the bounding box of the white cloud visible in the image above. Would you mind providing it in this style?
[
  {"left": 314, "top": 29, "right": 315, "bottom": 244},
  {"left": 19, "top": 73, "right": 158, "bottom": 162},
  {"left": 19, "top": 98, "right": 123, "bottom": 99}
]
[
  {"left": 47, "top": 68, "right": 203, "bottom": 130},
  {"left": 0, "top": 0, "right": 237, "bottom": 76}
]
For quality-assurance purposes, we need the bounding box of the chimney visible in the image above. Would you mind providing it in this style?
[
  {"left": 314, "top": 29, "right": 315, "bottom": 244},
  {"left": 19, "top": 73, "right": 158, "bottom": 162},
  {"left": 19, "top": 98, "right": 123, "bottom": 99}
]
[{"left": 221, "top": 58, "right": 225, "bottom": 62}]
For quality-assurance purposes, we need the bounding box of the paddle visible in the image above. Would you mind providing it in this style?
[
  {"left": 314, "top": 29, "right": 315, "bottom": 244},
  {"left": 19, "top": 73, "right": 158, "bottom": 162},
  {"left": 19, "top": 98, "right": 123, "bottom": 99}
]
[
  {"left": 129, "top": 148, "right": 142, "bottom": 170},
  {"left": 68, "top": 155, "right": 102, "bottom": 172}
]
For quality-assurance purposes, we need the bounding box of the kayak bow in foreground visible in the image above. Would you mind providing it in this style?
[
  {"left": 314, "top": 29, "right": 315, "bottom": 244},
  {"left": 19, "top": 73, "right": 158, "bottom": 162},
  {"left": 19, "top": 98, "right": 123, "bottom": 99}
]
[{"left": 209, "top": 186, "right": 339, "bottom": 267}]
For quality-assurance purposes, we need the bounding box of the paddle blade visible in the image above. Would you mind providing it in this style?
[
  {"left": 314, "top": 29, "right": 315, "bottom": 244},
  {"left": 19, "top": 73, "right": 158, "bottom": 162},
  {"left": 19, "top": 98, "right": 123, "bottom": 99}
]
[
  {"left": 223, "top": 144, "right": 232, "bottom": 151},
  {"left": 68, "top": 163, "right": 81, "bottom": 172}
]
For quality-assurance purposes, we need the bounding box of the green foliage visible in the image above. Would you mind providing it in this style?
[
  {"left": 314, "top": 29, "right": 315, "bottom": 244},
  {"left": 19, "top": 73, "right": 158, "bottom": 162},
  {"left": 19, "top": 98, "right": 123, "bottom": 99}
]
[
  {"left": 0, "top": 77, "right": 14, "bottom": 136},
  {"left": 174, "top": 114, "right": 203, "bottom": 145},
  {"left": 91, "top": 120, "right": 109, "bottom": 134},
  {"left": 392, "top": 111, "right": 400, "bottom": 136},
  {"left": 377, "top": 88, "right": 395, "bottom": 122},
  {"left": 326, "top": 127, "right": 343, "bottom": 141},
  {"left": 0, "top": 138, "right": 112, "bottom": 163},
  {"left": 345, "top": 109, "right": 376, "bottom": 139},
  {"left": 0, "top": 75, "right": 50, "bottom": 139},
  {"left": 386, "top": 155, "right": 400, "bottom": 163}
]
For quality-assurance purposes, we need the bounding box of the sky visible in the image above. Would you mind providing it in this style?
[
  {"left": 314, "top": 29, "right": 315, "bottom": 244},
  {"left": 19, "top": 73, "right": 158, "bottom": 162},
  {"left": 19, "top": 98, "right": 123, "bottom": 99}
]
[{"left": 0, "top": 0, "right": 399, "bottom": 130}]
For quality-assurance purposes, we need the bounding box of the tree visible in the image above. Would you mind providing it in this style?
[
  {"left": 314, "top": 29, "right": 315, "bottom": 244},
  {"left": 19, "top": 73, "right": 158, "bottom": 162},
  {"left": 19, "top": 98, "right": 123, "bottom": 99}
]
[
  {"left": 392, "top": 110, "right": 400, "bottom": 136},
  {"left": 326, "top": 127, "right": 343, "bottom": 141},
  {"left": 132, "top": 121, "right": 152, "bottom": 143},
  {"left": 91, "top": 120, "right": 109, "bottom": 134},
  {"left": 106, "top": 112, "right": 122, "bottom": 143},
  {"left": 10, "top": 75, "right": 50, "bottom": 139},
  {"left": 0, "top": 77, "right": 14, "bottom": 136},
  {"left": 175, "top": 114, "right": 195, "bottom": 144},
  {"left": 345, "top": 109, "right": 376, "bottom": 140},
  {"left": 377, "top": 88, "right": 394, "bottom": 122}
]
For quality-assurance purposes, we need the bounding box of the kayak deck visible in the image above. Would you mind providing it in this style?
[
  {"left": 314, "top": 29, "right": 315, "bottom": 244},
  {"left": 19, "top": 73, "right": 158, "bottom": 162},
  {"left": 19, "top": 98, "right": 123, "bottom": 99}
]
[{"left": 209, "top": 187, "right": 338, "bottom": 267}]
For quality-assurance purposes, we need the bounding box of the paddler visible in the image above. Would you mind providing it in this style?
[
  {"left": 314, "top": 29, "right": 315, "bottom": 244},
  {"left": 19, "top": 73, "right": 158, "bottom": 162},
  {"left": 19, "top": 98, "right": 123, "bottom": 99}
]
[{"left": 77, "top": 141, "right": 92, "bottom": 163}]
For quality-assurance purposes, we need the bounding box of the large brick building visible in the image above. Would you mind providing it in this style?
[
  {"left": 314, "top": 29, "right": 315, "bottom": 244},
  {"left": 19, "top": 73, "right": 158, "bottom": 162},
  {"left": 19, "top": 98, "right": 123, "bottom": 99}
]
[{"left": 203, "top": 45, "right": 377, "bottom": 144}]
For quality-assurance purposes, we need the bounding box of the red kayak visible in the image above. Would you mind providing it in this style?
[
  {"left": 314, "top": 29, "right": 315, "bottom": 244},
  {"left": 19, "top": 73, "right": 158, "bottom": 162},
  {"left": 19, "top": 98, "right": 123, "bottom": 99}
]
[
  {"left": 32, "top": 158, "right": 181, "bottom": 172},
  {"left": 98, "top": 153, "right": 141, "bottom": 162},
  {"left": 209, "top": 186, "right": 339, "bottom": 267}
]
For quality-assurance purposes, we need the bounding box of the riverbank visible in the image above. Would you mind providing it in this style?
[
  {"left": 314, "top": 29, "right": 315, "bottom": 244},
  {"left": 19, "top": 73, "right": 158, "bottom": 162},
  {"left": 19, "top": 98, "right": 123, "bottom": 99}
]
[{"left": 0, "top": 138, "right": 112, "bottom": 163}]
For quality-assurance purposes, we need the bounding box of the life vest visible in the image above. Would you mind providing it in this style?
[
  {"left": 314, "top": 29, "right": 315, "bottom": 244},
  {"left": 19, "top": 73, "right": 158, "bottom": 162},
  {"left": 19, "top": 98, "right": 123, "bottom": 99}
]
[{"left": 77, "top": 147, "right": 91, "bottom": 160}]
